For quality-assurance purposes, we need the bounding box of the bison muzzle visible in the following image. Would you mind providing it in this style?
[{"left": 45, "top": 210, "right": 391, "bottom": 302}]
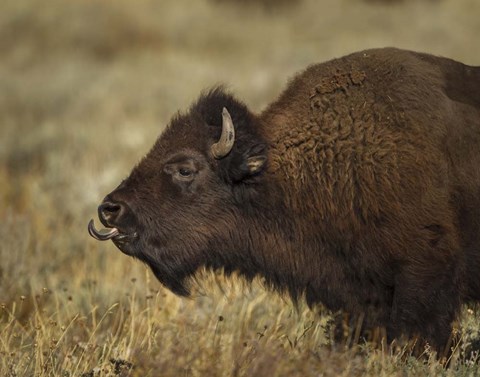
[{"left": 89, "top": 47, "right": 480, "bottom": 354}]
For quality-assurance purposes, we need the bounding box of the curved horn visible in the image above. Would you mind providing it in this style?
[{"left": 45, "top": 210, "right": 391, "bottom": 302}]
[
  {"left": 88, "top": 219, "right": 119, "bottom": 241},
  {"left": 211, "top": 107, "right": 235, "bottom": 159}
]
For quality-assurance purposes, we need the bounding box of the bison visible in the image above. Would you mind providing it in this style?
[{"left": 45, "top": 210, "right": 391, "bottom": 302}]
[{"left": 89, "top": 47, "right": 480, "bottom": 353}]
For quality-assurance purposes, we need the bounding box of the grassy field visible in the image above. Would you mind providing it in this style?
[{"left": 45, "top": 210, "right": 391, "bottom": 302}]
[{"left": 1, "top": 0, "right": 480, "bottom": 375}]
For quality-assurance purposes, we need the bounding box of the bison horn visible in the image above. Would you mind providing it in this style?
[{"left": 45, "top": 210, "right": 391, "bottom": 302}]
[
  {"left": 88, "top": 219, "right": 119, "bottom": 241},
  {"left": 211, "top": 107, "right": 235, "bottom": 159}
]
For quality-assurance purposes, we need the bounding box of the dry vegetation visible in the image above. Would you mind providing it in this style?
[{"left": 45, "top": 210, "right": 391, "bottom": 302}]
[{"left": 1, "top": 0, "right": 480, "bottom": 375}]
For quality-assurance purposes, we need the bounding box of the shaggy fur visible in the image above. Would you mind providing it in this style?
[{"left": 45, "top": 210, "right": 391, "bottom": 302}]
[{"left": 97, "top": 47, "right": 480, "bottom": 353}]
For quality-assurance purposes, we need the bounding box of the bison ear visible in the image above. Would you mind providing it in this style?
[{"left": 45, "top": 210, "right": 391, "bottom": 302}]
[
  {"left": 246, "top": 155, "right": 267, "bottom": 175},
  {"left": 228, "top": 143, "right": 267, "bottom": 182}
]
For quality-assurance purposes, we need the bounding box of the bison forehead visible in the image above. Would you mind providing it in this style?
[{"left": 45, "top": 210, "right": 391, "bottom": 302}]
[{"left": 150, "top": 116, "right": 213, "bottom": 159}]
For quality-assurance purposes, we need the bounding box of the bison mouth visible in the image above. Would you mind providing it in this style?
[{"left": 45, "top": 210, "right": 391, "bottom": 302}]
[{"left": 88, "top": 219, "right": 138, "bottom": 254}]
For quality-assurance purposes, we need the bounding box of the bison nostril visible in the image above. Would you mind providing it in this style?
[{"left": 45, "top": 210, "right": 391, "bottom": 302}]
[
  {"left": 104, "top": 204, "right": 121, "bottom": 214},
  {"left": 99, "top": 201, "right": 124, "bottom": 224}
]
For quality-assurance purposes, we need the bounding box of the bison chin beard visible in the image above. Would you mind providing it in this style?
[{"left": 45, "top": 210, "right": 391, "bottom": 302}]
[{"left": 111, "top": 237, "right": 137, "bottom": 256}]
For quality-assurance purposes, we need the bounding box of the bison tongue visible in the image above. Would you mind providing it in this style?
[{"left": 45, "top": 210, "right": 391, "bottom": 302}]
[{"left": 88, "top": 219, "right": 119, "bottom": 241}]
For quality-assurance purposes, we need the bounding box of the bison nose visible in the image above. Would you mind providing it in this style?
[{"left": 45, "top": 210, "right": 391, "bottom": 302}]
[{"left": 98, "top": 200, "right": 126, "bottom": 227}]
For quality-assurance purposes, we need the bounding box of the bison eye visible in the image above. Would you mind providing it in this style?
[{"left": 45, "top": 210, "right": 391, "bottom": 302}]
[
  {"left": 178, "top": 167, "right": 192, "bottom": 178},
  {"left": 163, "top": 159, "right": 197, "bottom": 182}
]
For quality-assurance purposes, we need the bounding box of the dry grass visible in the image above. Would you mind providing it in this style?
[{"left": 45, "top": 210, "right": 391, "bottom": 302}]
[{"left": 1, "top": 0, "right": 480, "bottom": 375}]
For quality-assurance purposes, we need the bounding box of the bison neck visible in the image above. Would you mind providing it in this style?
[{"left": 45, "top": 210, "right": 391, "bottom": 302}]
[
  {"left": 209, "top": 202, "right": 386, "bottom": 316},
  {"left": 217, "top": 113, "right": 397, "bottom": 314}
]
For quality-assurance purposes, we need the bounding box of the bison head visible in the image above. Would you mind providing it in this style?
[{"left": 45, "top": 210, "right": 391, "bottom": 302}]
[{"left": 89, "top": 89, "right": 269, "bottom": 295}]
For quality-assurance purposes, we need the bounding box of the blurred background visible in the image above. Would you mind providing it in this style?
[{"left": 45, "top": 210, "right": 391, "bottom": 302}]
[{"left": 1, "top": 0, "right": 479, "bottom": 376}]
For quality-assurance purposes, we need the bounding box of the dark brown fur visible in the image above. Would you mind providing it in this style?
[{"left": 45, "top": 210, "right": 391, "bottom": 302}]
[{"left": 96, "top": 48, "right": 480, "bottom": 353}]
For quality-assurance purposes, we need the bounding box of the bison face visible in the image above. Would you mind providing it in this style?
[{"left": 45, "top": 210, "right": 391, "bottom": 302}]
[{"left": 89, "top": 89, "right": 268, "bottom": 295}]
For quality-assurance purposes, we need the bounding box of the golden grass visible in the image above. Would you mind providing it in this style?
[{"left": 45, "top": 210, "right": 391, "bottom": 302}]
[{"left": 1, "top": 0, "right": 480, "bottom": 375}]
